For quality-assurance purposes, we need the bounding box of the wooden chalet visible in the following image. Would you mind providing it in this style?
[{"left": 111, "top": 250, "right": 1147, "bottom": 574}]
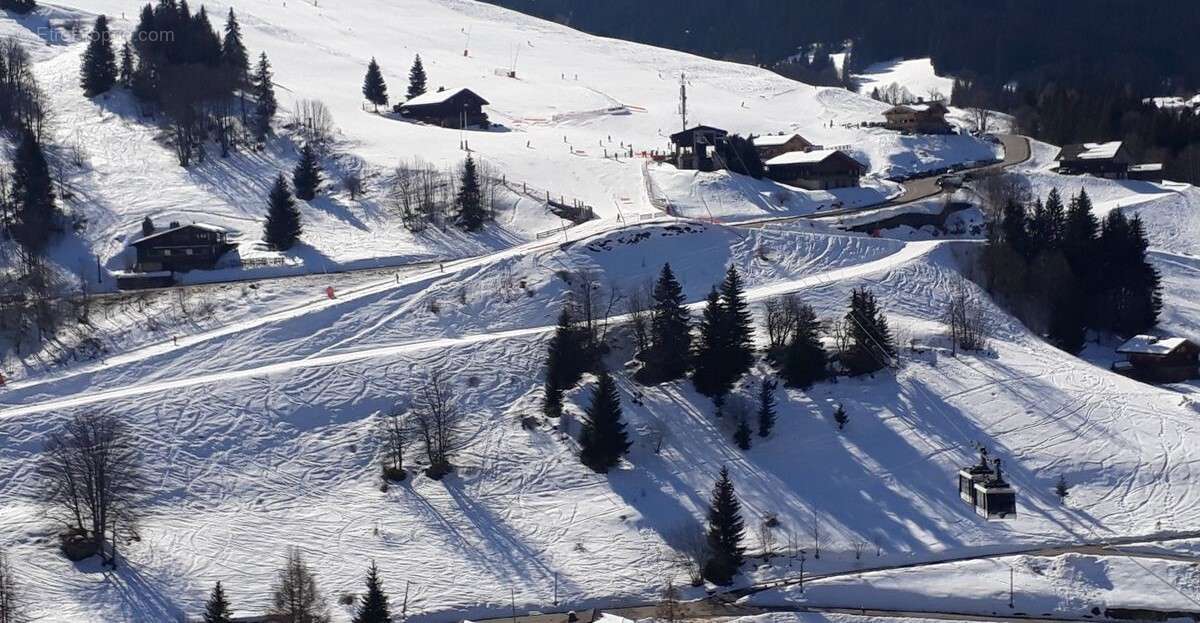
[
  {"left": 397, "top": 87, "right": 490, "bottom": 128},
  {"left": 1055, "top": 141, "right": 1134, "bottom": 178},
  {"left": 1113, "top": 335, "right": 1200, "bottom": 383},
  {"left": 764, "top": 149, "right": 865, "bottom": 190},
  {"left": 882, "top": 100, "right": 952, "bottom": 134},
  {"left": 669, "top": 125, "right": 728, "bottom": 172},
  {"left": 1129, "top": 163, "right": 1165, "bottom": 183},
  {"left": 751, "top": 133, "right": 814, "bottom": 161},
  {"left": 130, "top": 222, "right": 235, "bottom": 273}
]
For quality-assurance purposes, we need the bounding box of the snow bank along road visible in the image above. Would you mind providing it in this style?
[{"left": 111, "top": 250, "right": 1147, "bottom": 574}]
[{"left": 0, "top": 238, "right": 940, "bottom": 418}]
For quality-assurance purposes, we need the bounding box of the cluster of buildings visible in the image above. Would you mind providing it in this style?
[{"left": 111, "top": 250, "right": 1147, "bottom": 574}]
[
  {"left": 667, "top": 98, "right": 956, "bottom": 191},
  {"left": 1054, "top": 141, "right": 1164, "bottom": 183}
]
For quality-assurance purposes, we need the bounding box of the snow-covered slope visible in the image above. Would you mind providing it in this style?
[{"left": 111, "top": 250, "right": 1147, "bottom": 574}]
[{"left": 2, "top": 0, "right": 997, "bottom": 283}]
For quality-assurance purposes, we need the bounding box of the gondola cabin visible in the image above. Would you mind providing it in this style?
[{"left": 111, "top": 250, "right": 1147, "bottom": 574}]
[
  {"left": 957, "top": 448, "right": 994, "bottom": 505},
  {"left": 973, "top": 458, "right": 1017, "bottom": 519}
]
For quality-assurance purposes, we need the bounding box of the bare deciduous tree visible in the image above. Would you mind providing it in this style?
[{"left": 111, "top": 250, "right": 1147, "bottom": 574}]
[
  {"left": 975, "top": 170, "right": 1032, "bottom": 223},
  {"left": 380, "top": 408, "right": 407, "bottom": 482},
  {"left": 625, "top": 278, "right": 652, "bottom": 356},
  {"left": 38, "top": 412, "right": 144, "bottom": 565},
  {"left": 411, "top": 372, "right": 460, "bottom": 479},
  {"left": 810, "top": 512, "right": 823, "bottom": 560},
  {"left": 668, "top": 523, "right": 709, "bottom": 587},
  {"left": 656, "top": 578, "right": 681, "bottom": 623},
  {"left": 763, "top": 295, "right": 802, "bottom": 353},
  {"left": 0, "top": 547, "right": 23, "bottom": 623},
  {"left": 758, "top": 518, "right": 776, "bottom": 561},
  {"left": 944, "top": 279, "right": 988, "bottom": 354},
  {"left": 292, "top": 99, "right": 335, "bottom": 148},
  {"left": 269, "top": 547, "right": 331, "bottom": 623},
  {"left": 968, "top": 106, "right": 992, "bottom": 136}
]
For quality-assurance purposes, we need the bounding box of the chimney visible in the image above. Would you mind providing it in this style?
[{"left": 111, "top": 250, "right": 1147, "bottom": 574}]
[
  {"left": 567, "top": 612, "right": 578, "bottom": 623},
  {"left": 169, "top": 221, "right": 181, "bottom": 229}
]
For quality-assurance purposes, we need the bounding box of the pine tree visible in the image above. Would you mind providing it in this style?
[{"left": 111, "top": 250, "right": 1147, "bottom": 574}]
[
  {"left": 579, "top": 371, "right": 631, "bottom": 473},
  {"left": 457, "top": 155, "right": 485, "bottom": 231},
  {"left": 692, "top": 288, "right": 729, "bottom": 398},
  {"left": 80, "top": 15, "right": 118, "bottom": 96},
  {"left": 733, "top": 411, "right": 751, "bottom": 450},
  {"left": 251, "top": 53, "right": 278, "bottom": 139},
  {"left": 10, "top": 130, "right": 56, "bottom": 254},
  {"left": 779, "top": 302, "right": 827, "bottom": 388},
  {"left": 202, "top": 582, "right": 233, "bottom": 623},
  {"left": 263, "top": 174, "right": 302, "bottom": 250},
  {"left": 1047, "top": 284, "right": 1087, "bottom": 354},
  {"left": 1055, "top": 475, "right": 1070, "bottom": 501},
  {"left": 221, "top": 9, "right": 250, "bottom": 92},
  {"left": 833, "top": 404, "right": 848, "bottom": 430},
  {"left": 703, "top": 466, "right": 745, "bottom": 585},
  {"left": 407, "top": 54, "right": 427, "bottom": 100},
  {"left": 544, "top": 306, "right": 587, "bottom": 417},
  {"left": 362, "top": 58, "right": 389, "bottom": 112},
  {"left": 352, "top": 561, "right": 391, "bottom": 623},
  {"left": 756, "top": 377, "right": 776, "bottom": 438},
  {"left": 843, "top": 288, "right": 894, "bottom": 375},
  {"left": 119, "top": 42, "right": 135, "bottom": 87},
  {"left": 292, "top": 143, "right": 322, "bottom": 201},
  {"left": 999, "top": 198, "right": 1031, "bottom": 259},
  {"left": 719, "top": 265, "right": 755, "bottom": 379},
  {"left": 644, "top": 263, "right": 691, "bottom": 383}
]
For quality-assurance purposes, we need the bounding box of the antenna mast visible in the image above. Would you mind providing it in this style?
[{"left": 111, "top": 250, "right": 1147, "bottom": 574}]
[{"left": 679, "top": 72, "right": 688, "bottom": 131}]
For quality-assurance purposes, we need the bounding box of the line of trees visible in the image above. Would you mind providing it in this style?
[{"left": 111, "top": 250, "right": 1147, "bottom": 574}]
[
  {"left": 385, "top": 155, "right": 497, "bottom": 232},
  {"left": 81, "top": 4, "right": 279, "bottom": 164},
  {"left": 980, "top": 188, "right": 1161, "bottom": 353},
  {"left": 360, "top": 54, "right": 428, "bottom": 111}
]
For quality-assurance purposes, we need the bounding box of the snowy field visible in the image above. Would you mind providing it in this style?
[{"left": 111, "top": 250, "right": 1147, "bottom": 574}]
[
  {"left": 853, "top": 58, "right": 955, "bottom": 102},
  {"left": 2, "top": 1, "right": 1200, "bottom": 622}
]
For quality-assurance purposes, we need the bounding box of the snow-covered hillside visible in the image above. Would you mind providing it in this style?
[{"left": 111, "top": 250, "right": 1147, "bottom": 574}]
[{"left": 2, "top": 0, "right": 997, "bottom": 284}]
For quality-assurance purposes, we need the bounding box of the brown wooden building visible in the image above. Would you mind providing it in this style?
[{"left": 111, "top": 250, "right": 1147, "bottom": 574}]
[
  {"left": 1113, "top": 335, "right": 1200, "bottom": 383},
  {"left": 882, "top": 101, "right": 952, "bottom": 134},
  {"left": 669, "top": 125, "right": 728, "bottom": 172},
  {"left": 397, "top": 87, "right": 490, "bottom": 128},
  {"left": 1055, "top": 141, "right": 1134, "bottom": 178},
  {"left": 131, "top": 222, "right": 235, "bottom": 273},
  {"left": 765, "top": 149, "right": 865, "bottom": 190},
  {"left": 751, "top": 133, "right": 814, "bottom": 161}
]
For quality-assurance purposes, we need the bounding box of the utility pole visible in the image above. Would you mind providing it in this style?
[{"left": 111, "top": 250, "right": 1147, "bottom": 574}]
[
  {"left": 510, "top": 588, "right": 517, "bottom": 623},
  {"left": 679, "top": 72, "right": 688, "bottom": 131},
  {"left": 402, "top": 580, "right": 410, "bottom": 619},
  {"left": 799, "top": 551, "right": 806, "bottom": 592},
  {"left": 1009, "top": 567, "right": 1014, "bottom": 608},
  {"left": 553, "top": 572, "right": 559, "bottom": 606}
]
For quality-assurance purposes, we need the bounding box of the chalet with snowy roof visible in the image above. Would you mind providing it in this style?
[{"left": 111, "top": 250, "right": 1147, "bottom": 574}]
[
  {"left": 751, "top": 133, "right": 814, "bottom": 161},
  {"left": 882, "top": 100, "right": 952, "bottom": 134},
  {"left": 1055, "top": 141, "right": 1133, "bottom": 178},
  {"left": 396, "top": 87, "right": 490, "bottom": 128},
  {"left": 764, "top": 149, "right": 865, "bottom": 190},
  {"left": 1113, "top": 335, "right": 1200, "bottom": 383},
  {"left": 1129, "top": 163, "right": 1165, "bottom": 183},
  {"left": 669, "top": 125, "right": 729, "bottom": 172},
  {"left": 130, "top": 221, "right": 235, "bottom": 273}
]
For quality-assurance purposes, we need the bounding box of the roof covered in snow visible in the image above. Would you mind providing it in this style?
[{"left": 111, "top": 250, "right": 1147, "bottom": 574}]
[
  {"left": 883, "top": 101, "right": 948, "bottom": 115},
  {"left": 1116, "top": 335, "right": 1194, "bottom": 356},
  {"left": 752, "top": 133, "right": 810, "bottom": 147},
  {"left": 131, "top": 222, "right": 229, "bottom": 246},
  {"left": 1130, "top": 163, "right": 1164, "bottom": 172},
  {"left": 401, "top": 87, "right": 489, "bottom": 108},
  {"left": 1057, "top": 141, "right": 1124, "bottom": 161},
  {"left": 765, "top": 148, "right": 863, "bottom": 169}
]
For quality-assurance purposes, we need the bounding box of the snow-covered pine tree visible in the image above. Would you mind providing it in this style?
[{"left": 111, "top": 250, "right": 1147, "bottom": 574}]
[
  {"left": 202, "top": 581, "right": 233, "bottom": 623},
  {"left": 263, "top": 174, "right": 302, "bottom": 251},
  {"left": 718, "top": 265, "right": 755, "bottom": 379},
  {"left": 456, "top": 155, "right": 485, "bottom": 231},
  {"left": 251, "top": 53, "right": 278, "bottom": 139},
  {"left": 80, "top": 15, "right": 118, "bottom": 96},
  {"left": 362, "top": 57, "right": 389, "bottom": 112},
  {"left": 292, "top": 143, "right": 322, "bottom": 201},
  {"left": 119, "top": 42, "right": 134, "bottom": 88},
  {"left": 734, "top": 411, "right": 752, "bottom": 450},
  {"left": 756, "top": 377, "right": 776, "bottom": 438},
  {"left": 644, "top": 263, "right": 691, "bottom": 383},
  {"left": 692, "top": 288, "right": 729, "bottom": 399},
  {"left": 407, "top": 54, "right": 427, "bottom": 100},
  {"left": 579, "top": 370, "right": 631, "bottom": 473},
  {"left": 351, "top": 561, "right": 391, "bottom": 623},
  {"left": 843, "top": 288, "right": 894, "bottom": 375},
  {"left": 10, "top": 130, "right": 56, "bottom": 255},
  {"left": 703, "top": 466, "right": 745, "bottom": 585},
  {"left": 779, "top": 301, "right": 826, "bottom": 388}
]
